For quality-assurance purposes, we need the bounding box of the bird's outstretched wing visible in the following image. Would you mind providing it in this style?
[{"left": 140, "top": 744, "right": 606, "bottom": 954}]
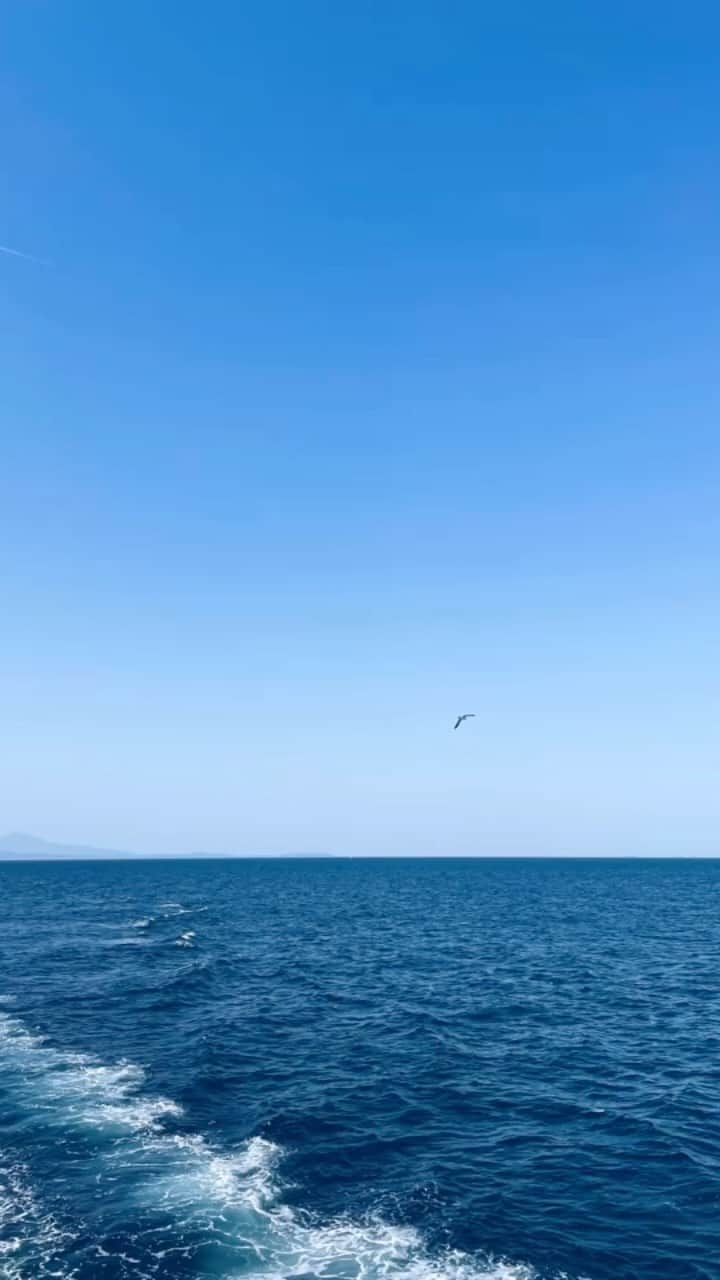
[{"left": 453, "top": 713, "right": 476, "bottom": 729}]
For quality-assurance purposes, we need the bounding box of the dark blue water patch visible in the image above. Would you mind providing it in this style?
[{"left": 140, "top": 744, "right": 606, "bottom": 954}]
[{"left": 2, "top": 857, "right": 720, "bottom": 1279}]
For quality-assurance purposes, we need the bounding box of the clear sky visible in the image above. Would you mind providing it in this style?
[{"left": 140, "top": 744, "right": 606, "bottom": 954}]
[{"left": 2, "top": 3, "right": 719, "bottom": 856}]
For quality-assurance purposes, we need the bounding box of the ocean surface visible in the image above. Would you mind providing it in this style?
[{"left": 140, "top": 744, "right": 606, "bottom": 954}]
[{"left": 1, "top": 858, "right": 719, "bottom": 1280}]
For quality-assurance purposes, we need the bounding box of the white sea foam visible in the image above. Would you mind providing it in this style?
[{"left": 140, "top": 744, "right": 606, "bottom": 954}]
[
  {"left": 0, "top": 1154, "right": 74, "bottom": 1278},
  {"left": 161, "top": 903, "right": 207, "bottom": 917},
  {"left": 0, "top": 1013, "right": 538, "bottom": 1280},
  {"left": 0, "top": 1013, "right": 181, "bottom": 1134},
  {"left": 140, "top": 1135, "right": 535, "bottom": 1279},
  {"left": 132, "top": 917, "right": 152, "bottom": 929}
]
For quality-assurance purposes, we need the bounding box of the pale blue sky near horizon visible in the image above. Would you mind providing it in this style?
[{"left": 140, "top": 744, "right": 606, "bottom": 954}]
[{"left": 2, "top": 2, "right": 719, "bottom": 856}]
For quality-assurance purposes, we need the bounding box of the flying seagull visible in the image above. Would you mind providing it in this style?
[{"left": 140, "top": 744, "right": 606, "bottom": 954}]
[{"left": 453, "top": 713, "right": 475, "bottom": 730}]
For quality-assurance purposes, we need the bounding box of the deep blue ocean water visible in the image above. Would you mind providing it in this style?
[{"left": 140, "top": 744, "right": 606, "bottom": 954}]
[{"left": 1, "top": 857, "right": 719, "bottom": 1280}]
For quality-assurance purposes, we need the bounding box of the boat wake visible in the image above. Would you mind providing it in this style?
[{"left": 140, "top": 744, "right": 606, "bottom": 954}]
[
  {"left": 0, "top": 1154, "right": 75, "bottom": 1279},
  {"left": 0, "top": 1013, "right": 538, "bottom": 1280}
]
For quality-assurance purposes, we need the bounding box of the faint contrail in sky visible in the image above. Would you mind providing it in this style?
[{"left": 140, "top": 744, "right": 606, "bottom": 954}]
[{"left": 0, "top": 243, "right": 47, "bottom": 264}]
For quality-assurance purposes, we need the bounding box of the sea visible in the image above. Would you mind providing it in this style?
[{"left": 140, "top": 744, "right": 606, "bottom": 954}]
[{"left": 1, "top": 857, "right": 719, "bottom": 1280}]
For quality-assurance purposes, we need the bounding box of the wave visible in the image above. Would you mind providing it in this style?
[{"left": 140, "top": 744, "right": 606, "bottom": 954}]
[
  {"left": 0, "top": 1013, "right": 537, "bottom": 1280},
  {"left": 160, "top": 903, "right": 207, "bottom": 917}
]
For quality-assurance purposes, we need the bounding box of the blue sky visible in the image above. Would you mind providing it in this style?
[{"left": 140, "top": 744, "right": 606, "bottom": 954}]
[{"left": 2, "top": 2, "right": 719, "bottom": 855}]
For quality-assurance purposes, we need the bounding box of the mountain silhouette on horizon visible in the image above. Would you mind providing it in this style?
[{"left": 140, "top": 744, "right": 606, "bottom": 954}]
[
  {"left": 0, "top": 832, "right": 137, "bottom": 859},
  {"left": 0, "top": 833, "right": 336, "bottom": 860}
]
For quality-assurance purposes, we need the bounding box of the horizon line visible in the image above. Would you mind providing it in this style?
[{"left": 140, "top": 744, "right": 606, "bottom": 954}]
[{"left": 1, "top": 853, "right": 720, "bottom": 862}]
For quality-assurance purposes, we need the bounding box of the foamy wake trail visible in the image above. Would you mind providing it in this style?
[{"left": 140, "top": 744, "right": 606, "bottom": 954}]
[
  {"left": 0, "top": 1013, "right": 181, "bottom": 1131},
  {"left": 139, "top": 1135, "right": 535, "bottom": 1280},
  {"left": 0, "top": 1154, "right": 75, "bottom": 1279},
  {"left": 0, "top": 1014, "right": 536, "bottom": 1280}
]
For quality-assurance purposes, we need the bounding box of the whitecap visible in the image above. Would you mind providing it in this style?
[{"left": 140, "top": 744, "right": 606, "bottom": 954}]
[{"left": 161, "top": 903, "right": 208, "bottom": 918}]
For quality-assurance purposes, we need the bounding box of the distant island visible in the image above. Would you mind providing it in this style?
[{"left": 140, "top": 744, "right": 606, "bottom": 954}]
[{"left": 0, "top": 833, "right": 336, "bottom": 860}]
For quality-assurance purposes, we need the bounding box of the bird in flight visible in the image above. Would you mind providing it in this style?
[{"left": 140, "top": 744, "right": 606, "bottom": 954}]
[{"left": 453, "top": 713, "right": 475, "bottom": 730}]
